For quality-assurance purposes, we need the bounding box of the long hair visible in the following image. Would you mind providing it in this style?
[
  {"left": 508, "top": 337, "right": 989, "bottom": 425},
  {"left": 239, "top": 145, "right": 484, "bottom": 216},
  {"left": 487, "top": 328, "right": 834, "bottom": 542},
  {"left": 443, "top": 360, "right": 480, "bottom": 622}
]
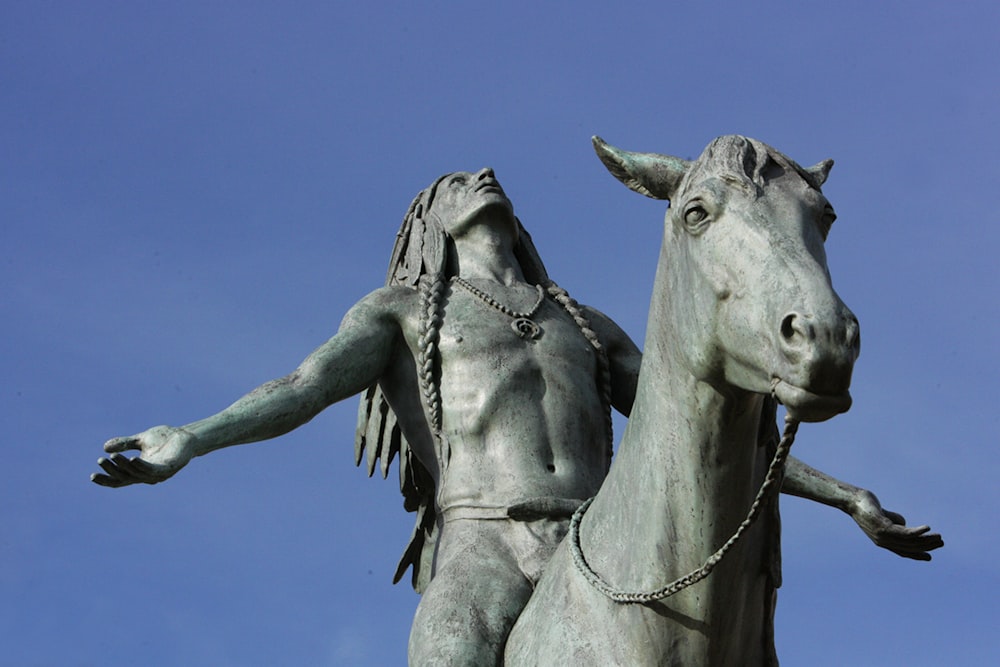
[{"left": 354, "top": 173, "right": 613, "bottom": 590}]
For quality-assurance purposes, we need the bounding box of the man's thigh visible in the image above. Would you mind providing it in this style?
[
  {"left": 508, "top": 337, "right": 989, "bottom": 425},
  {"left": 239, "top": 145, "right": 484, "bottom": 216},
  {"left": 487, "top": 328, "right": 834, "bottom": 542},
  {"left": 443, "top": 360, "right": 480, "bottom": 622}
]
[{"left": 408, "top": 520, "right": 533, "bottom": 667}]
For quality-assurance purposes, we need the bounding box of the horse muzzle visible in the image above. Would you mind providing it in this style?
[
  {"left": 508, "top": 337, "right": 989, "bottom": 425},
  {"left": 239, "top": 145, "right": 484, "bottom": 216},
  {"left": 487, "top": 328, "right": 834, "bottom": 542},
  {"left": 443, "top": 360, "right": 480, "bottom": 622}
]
[
  {"left": 771, "top": 378, "right": 853, "bottom": 422},
  {"left": 771, "top": 306, "right": 860, "bottom": 422}
]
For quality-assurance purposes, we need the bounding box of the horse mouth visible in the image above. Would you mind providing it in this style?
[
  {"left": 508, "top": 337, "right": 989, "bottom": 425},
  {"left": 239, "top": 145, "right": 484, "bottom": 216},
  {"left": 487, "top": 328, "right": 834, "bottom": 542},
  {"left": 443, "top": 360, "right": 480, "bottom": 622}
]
[{"left": 771, "top": 378, "right": 852, "bottom": 422}]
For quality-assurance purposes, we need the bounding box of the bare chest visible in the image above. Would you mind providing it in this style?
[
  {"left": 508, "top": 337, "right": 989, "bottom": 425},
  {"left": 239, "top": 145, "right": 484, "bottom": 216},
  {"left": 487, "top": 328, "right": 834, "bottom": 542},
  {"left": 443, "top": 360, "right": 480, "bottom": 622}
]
[{"left": 436, "top": 289, "right": 599, "bottom": 383}]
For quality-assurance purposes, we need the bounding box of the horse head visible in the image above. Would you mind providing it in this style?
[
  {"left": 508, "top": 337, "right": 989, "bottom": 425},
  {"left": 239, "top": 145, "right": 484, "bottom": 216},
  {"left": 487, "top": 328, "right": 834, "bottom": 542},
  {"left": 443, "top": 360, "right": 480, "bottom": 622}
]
[{"left": 594, "top": 135, "right": 859, "bottom": 422}]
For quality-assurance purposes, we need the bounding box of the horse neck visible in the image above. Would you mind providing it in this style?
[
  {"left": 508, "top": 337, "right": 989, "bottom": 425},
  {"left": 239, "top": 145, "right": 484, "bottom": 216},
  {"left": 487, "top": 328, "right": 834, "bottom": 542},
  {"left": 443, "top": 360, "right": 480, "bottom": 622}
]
[{"left": 581, "top": 243, "right": 766, "bottom": 591}]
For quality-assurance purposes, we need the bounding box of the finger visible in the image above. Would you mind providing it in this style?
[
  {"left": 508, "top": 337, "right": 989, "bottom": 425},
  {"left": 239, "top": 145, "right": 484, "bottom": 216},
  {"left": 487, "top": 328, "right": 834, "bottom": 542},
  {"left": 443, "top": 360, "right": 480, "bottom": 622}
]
[
  {"left": 877, "top": 530, "right": 944, "bottom": 554},
  {"left": 873, "top": 526, "right": 937, "bottom": 549},
  {"left": 880, "top": 524, "right": 931, "bottom": 541},
  {"left": 97, "top": 454, "right": 148, "bottom": 486},
  {"left": 96, "top": 456, "right": 149, "bottom": 487},
  {"left": 92, "top": 458, "right": 139, "bottom": 488},
  {"left": 890, "top": 547, "right": 933, "bottom": 561},
  {"left": 127, "top": 456, "right": 173, "bottom": 483},
  {"left": 883, "top": 536, "right": 941, "bottom": 551},
  {"left": 97, "top": 456, "right": 120, "bottom": 477},
  {"left": 916, "top": 532, "right": 945, "bottom": 550},
  {"left": 883, "top": 509, "right": 906, "bottom": 525},
  {"left": 91, "top": 471, "right": 128, "bottom": 488},
  {"left": 109, "top": 453, "right": 162, "bottom": 484},
  {"left": 104, "top": 436, "right": 141, "bottom": 454}
]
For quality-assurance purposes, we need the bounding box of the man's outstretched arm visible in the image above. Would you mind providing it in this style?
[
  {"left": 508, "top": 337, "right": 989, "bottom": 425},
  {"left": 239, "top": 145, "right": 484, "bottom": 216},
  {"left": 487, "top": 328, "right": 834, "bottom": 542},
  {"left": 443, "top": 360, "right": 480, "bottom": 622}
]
[
  {"left": 92, "top": 287, "right": 408, "bottom": 488},
  {"left": 782, "top": 457, "right": 944, "bottom": 560}
]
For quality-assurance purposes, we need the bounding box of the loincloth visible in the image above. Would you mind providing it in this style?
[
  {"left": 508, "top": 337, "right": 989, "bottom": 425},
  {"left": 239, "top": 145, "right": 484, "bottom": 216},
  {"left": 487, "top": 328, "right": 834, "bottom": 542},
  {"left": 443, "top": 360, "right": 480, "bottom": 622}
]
[{"left": 435, "top": 497, "right": 586, "bottom": 585}]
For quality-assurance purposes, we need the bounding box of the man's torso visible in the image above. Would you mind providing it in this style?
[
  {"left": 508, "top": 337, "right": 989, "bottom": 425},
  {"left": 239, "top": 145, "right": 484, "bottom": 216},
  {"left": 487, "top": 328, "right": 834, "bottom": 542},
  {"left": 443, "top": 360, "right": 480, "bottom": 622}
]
[{"left": 380, "top": 280, "right": 610, "bottom": 512}]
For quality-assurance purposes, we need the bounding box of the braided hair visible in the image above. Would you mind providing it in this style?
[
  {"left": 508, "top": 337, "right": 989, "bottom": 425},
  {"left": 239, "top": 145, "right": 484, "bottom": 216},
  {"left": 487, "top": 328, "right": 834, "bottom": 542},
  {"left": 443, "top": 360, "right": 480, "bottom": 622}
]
[
  {"left": 354, "top": 173, "right": 614, "bottom": 590},
  {"left": 383, "top": 175, "right": 611, "bottom": 461}
]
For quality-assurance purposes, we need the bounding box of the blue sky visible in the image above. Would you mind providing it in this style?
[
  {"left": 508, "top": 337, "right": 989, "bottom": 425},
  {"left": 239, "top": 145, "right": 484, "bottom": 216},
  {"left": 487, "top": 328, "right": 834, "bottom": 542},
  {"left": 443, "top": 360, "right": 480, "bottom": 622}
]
[{"left": 3, "top": 2, "right": 997, "bottom": 665}]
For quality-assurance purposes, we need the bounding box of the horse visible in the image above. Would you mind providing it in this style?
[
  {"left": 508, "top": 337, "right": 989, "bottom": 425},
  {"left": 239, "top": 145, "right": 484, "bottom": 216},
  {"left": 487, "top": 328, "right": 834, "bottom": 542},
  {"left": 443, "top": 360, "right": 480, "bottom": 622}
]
[{"left": 503, "top": 135, "right": 860, "bottom": 666}]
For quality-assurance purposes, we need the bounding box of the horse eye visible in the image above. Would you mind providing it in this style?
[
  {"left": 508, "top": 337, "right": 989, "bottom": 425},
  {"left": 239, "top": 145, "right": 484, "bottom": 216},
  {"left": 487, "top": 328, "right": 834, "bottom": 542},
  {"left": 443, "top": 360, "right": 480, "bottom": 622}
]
[{"left": 684, "top": 205, "right": 709, "bottom": 228}]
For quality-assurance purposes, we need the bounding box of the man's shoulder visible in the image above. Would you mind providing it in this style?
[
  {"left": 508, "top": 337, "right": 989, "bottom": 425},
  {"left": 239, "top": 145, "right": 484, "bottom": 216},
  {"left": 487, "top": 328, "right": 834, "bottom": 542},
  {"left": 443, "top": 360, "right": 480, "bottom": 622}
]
[
  {"left": 579, "top": 304, "right": 621, "bottom": 336},
  {"left": 361, "top": 284, "right": 422, "bottom": 307},
  {"left": 579, "top": 304, "right": 641, "bottom": 352},
  {"left": 351, "top": 285, "right": 420, "bottom": 317},
  {"left": 345, "top": 285, "right": 423, "bottom": 325}
]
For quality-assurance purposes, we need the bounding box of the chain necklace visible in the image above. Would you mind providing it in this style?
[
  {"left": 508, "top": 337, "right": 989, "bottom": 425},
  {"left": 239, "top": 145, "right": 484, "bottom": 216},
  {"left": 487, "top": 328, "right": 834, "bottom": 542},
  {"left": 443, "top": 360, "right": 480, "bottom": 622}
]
[{"left": 451, "top": 276, "right": 546, "bottom": 340}]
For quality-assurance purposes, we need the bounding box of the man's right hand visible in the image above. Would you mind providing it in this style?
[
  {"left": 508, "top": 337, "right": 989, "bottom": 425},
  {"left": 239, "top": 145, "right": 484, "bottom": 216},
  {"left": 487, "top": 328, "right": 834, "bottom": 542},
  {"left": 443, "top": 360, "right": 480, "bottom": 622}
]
[{"left": 91, "top": 425, "right": 197, "bottom": 488}]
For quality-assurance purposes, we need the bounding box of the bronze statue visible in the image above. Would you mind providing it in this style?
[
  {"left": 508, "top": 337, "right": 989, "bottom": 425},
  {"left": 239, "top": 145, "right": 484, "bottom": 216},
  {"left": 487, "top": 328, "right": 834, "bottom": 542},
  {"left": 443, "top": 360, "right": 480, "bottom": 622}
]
[
  {"left": 505, "top": 136, "right": 942, "bottom": 665},
  {"left": 94, "top": 146, "right": 941, "bottom": 665}
]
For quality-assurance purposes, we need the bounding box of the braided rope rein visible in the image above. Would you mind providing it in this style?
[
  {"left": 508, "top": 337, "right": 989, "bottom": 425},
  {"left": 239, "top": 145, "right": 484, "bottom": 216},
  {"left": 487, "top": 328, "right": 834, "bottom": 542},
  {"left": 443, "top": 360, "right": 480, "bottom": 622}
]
[{"left": 569, "top": 415, "right": 800, "bottom": 604}]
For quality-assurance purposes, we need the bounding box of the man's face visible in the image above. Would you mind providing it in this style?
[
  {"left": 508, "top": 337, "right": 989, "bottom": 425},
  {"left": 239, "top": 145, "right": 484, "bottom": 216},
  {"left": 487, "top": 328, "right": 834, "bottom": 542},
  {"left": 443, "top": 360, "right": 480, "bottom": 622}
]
[{"left": 431, "top": 168, "right": 515, "bottom": 238}]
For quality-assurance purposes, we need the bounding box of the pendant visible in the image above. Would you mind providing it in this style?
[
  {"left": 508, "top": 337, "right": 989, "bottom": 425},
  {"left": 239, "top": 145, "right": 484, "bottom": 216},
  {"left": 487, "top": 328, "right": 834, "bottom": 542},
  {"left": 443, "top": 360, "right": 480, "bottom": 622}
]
[{"left": 511, "top": 318, "right": 542, "bottom": 340}]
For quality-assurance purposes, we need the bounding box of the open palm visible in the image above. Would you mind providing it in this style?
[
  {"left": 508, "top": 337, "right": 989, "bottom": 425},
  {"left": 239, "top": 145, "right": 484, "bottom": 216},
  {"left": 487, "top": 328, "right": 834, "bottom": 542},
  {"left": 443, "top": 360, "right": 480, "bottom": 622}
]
[{"left": 91, "top": 425, "right": 196, "bottom": 487}]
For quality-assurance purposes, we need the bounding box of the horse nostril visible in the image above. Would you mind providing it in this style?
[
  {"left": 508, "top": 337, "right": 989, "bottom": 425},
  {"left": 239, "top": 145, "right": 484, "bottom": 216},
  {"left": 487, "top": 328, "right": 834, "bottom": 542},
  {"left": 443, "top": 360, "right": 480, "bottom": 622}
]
[
  {"left": 780, "top": 314, "right": 798, "bottom": 342},
  {"left": 780, "top": 312, "right": 817, "bottom": 351},
  {"left": 845, "top": 316, "right": 861, "bottom": 353}
]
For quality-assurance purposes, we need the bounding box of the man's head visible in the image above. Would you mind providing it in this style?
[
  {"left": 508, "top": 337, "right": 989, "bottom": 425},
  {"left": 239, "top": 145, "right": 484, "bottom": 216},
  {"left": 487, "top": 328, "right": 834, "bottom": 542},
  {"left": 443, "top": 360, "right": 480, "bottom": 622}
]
[
  {"left": 386, "top": 169, "right": 549, "bottom": 287},
  {"left": 427, "top": 168, "right": 517, "bottom": 242}
]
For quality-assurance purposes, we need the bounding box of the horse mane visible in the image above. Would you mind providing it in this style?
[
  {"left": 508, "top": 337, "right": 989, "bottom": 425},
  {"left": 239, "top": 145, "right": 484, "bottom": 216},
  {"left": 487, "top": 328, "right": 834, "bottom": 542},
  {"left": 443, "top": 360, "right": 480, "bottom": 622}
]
[{"left": 679, "top": 135, "right": 826, "bottom": 200}]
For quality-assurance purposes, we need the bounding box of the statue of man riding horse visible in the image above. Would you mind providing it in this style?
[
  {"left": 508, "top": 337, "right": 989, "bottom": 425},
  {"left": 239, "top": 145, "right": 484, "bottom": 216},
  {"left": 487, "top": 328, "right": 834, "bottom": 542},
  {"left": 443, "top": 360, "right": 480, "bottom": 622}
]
[{"left": 93, "top": 136, "right": 942, "bottom": 666}]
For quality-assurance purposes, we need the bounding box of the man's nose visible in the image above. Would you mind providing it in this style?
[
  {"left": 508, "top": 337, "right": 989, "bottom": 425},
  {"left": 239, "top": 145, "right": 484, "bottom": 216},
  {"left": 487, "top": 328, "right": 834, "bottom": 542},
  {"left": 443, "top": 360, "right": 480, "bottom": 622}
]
[{"left": 475, "top": 167, "right": 495, "bottom": 180}]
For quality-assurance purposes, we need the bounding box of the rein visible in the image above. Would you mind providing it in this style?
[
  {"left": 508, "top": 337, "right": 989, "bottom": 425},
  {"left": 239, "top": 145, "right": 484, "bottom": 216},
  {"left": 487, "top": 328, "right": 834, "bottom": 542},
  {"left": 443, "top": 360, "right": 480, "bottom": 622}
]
[{"left": 568, "top": 414, "right": 800, "bottom": 604}]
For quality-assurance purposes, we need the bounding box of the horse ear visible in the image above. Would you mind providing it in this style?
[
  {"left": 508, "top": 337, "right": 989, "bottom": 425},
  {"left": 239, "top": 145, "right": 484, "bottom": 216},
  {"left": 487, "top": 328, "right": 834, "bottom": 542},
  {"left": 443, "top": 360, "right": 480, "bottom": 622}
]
[
  {"left": 592, "top": 136, "right": 690, "bottom": 201},
  {"left": 806, "top": 159, "right": 834, "bottom": 187}
]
